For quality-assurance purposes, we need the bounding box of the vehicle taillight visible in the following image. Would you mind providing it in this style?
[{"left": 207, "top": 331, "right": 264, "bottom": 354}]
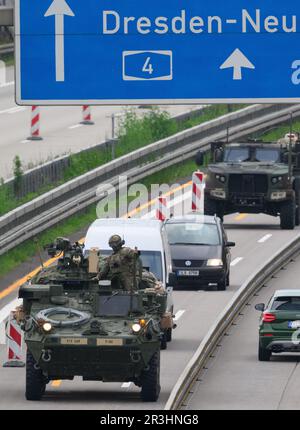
[{"left": 262, "top": 313, "right": 276, "bottom": 323}]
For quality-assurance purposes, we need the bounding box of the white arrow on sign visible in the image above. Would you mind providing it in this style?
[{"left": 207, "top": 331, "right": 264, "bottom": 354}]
[
  {"left": 220, "top": 48, "right": 255, "bottom": 80},
  {"left": 45, "top": 0, "right": 75, "bottom": 82}
]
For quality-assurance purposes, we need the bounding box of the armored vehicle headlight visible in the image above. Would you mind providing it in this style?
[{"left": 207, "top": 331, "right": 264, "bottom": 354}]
[
  {"left": 132, "top": 323, "right": 142, "bottom": 334},
  {"left": 271, "top": 176, "right": 283, "bottom": 184},
  {"left": 42, "top": 322, "right": 52, "bottom": 333},
  {"left": 207, "top": 259, "right": 223, "bottom": 267},
  {"left": 215, "top": 174, "right": 226, "bottom": 183}
]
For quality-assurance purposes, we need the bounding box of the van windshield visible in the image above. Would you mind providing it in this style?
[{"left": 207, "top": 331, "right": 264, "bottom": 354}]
[
  {"left": 100, "top": 250, "right": 163, "bottom": 282},
  {"left": 166, "top": 223, "right": 220, "bottom": 246}
]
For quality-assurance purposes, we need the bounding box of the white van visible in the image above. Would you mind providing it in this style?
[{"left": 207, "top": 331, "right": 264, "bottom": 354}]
[{"left": 84, "top": 218, "right": 173, "bottom": 287}]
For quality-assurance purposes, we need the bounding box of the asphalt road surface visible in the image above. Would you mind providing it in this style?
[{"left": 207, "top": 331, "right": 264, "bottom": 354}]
[
  {"left": 186, "top": 234, "right": 300, "bottom": 410},
  {"left": 0, "top": 201, "right": 298, "bottom": 410},
  {"left": 0, "top": 67, "right": 203, "bottom": 179}
]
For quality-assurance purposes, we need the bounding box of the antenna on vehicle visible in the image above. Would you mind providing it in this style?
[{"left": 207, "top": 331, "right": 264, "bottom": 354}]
[
  {"left": 226, "top": 124, "right": 230, "bottom": 144},
  {"left": 288, "top": 112, "right": 293, "bottom": 182},
  {"left": 34, "top": 237, "right": 44, "bottom": 269}
]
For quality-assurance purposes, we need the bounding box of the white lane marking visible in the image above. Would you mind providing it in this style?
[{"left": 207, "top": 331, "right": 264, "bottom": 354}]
[
  {"left": 0, "top": 106, "right": 27, "bottom": 115},
  {"left": 121, "top": 382, "right": 132, "bottom": 389},
  {"left": 21, "top": 140, "right": 30, "bottom": 144},
  {"left": 258, "top": 234, "right": 272, "bottom": 244},
  {"left": 0, "top": 81, "right": 14, "bottom": 89},
  {"left": 174, "top": 310, "right": 186, "bottom": 322},
  {"left": 230, "top": 257, "right": 243, "bottom": 267},
  {"left": 69, "top": 124, "right": 83, "bottom": 130}
]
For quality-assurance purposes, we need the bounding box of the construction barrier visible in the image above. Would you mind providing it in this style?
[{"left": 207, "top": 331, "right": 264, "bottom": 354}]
[
  {"left": 81, "top": 105, "right": 94, "bottom": 125},
  {"left": 156, "top": 195, "right": 168, "bottom": 221},
  {"left": 27, "top": 106, "right": 43, "bottom": 141},
  {"left": 3, "top": 312, "right": 25, "bottom": 368},
  {"left": 191, "top": 171, "right": 205, "bottom": 213}
]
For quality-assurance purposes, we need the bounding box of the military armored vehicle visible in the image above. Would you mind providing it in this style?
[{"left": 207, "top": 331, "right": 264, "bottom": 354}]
[
  {"left": 18, "top": 238, "right": 174, "bottom": 402},
  {"left": 196, "top": 136, "right": 300, "bottom": 229}
]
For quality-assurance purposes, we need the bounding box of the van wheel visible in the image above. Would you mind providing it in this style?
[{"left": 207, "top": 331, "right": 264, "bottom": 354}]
[
  {"left": 217, "top": 278, "right": 227, "bottom": 291},
  {"left": 166, "top": 327, "right": 172, "bottom": 342},
  {"left": 26, "top": 351, "right": 46, "bottom": 401},
  {"left": 160, "top": 332, "right": 167, "bottom": 350},
  {"left": 141, "top": 351, "right": 161, "bottom": 402}
]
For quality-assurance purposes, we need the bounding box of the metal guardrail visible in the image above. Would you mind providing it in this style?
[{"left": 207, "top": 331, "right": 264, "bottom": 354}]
[
  {"left": 0, "top": 103, "right": 300, "bottom": 255},
  {"left": 165, "top": 232, "right": 300, "bottom": 410},
  {"left": 0, "top": 42, "right": 13, "bottom": 55}
]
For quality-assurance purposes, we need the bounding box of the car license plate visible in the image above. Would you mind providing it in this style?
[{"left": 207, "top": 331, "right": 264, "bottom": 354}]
[
  {"left": 177, "top": 270, "right": 199, "bottom": 276},
  {"left": 60, "top": 338, "right": 88, "bottom": 345},
  {"left": 97, "top": 339, "right": 123, "bottom": 346},
  {"left": 288, "top": 320, "right": 300, "bottom": 329}
]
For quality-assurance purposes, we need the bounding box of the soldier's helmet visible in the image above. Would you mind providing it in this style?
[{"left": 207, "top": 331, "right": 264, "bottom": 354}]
[{"left": 108, "top": 235, "right": 125, "bottom": 250}]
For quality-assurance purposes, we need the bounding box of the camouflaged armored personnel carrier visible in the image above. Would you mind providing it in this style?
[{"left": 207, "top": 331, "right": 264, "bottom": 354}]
[
  {"left": 18, "top": 238, "right": 174, "bottom": 402},
  {"left": 196, "top": 136, "right": 300, "bottom": 229}
]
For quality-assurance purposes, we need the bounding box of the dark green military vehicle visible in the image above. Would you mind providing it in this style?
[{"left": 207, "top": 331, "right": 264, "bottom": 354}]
[
  {"left": 18, "top": 238, "right": 174, "bottom": 402},
  {"left": 196, "top": 136, "right": 300, "bottom": 229}
]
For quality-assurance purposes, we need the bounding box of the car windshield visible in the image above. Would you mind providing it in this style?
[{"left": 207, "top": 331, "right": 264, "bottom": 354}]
[
  {"left": 97, "top": 294, "right": 141, "bottom": 316},
  {"left": 166, "top": 223, "right": 220, "bottom": 246},
  {"left": 100, "top": 250, "right": 163, "bottom": 281},
  {"left": 254, "top": 149, "right": 280, "bottom": 162},
  {"left": 271, "top": 296, "right": 300, "bottom": 311},
  {"left": 223, "top": 148, "right": 250, "bottom": 162}
]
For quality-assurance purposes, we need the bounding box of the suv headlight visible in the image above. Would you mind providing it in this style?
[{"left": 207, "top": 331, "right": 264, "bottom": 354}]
[
  {"left": 271, "top": 176, "right": 283, "bottom": 185},
  {"left": 215, "top": 174, "right": 226, "bottom": 183},
  {"left": 207, "top": 259, "right": 223, "bottom": 267}
]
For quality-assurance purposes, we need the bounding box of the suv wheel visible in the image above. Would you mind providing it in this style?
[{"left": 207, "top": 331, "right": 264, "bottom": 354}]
[
  {"left": 258, "top": 343, "right": 271, "bottom": 361},
  {"left": 26, "top": 350, "right": 47, "bottom": 400},
  {"left": 204, "top": 196, "right": 224, "bottom": 222},
  {"left": 141, "top": 351, "right": 161, "bottom": 402},
  {"left": 280, "top": 199, "right": 296, "bottom": 230}
]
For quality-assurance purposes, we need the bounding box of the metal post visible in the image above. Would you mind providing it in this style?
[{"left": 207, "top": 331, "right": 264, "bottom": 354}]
[
  {"left": 289, "top": 112, "right": 293, "bottom": 182},
  {"left": 111, "top": 113, "right": 116, "bottom": 160}
]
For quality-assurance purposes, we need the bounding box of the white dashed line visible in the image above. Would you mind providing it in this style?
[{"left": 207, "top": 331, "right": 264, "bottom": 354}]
[
  {"left": 230, "top": 257, "right": 244, "bottom": 267},
  {"left": 69, "top": 124, "right": 83, "bottom": 130},
  {"left": 0, "top": 106, "right": 27, "bottom": 115},
  {"left": 20, "top": 140, "right": 30, "bottom": 144},
  {"left": 174, "top": 310, "right": 186, "bottom": 322},
  {"left": 0, "top": 81, "right": 14, "bottom": 89},
  {"left": 258, "top": 234, "right": 272, "bottom": 243}
]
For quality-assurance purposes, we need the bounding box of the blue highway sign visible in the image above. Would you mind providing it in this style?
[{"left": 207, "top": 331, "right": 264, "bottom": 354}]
[{"left": 15, "top": 0, "right": 300, "bottom": 104}]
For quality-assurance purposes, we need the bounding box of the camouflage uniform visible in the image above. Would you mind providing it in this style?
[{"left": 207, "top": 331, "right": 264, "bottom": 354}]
[{"left": 99, "top": 235, "right": 142, "bottom": 291}]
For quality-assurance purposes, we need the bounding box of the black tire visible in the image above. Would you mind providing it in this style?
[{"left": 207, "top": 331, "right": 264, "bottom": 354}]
[
  {"left": 160, "top": 332, "right": 167, "bottom": 350},
  {"left": 204, "top": 196, "right": 223, "bottom": 221},
  {"left": 25, "top": 350, "right": 46, "bottom": 401},
  {"left": 141, "top": 351, "right": 161, "bottom": 402},
  {"left": 294, "top": 178, "right": 300, "bottom": 226},
  {"left": 217, "top": 277, "right": 227, "bottom": 291},
  {"left": 166, "top": 327, "right": 172, "bottom": 342},
  {"left": 280, "top": 199, "right": 296, "bottom": 230},
  {"left": 226, "top": 271, "right": 230, "bottom": 287},
  {"left": 258, "top": 343, "right": 271, "bottom": 362}
]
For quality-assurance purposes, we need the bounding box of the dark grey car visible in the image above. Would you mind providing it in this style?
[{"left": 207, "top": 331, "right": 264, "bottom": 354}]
[{"left": 165, "top": 215, "right": 235, "bottom": 290}]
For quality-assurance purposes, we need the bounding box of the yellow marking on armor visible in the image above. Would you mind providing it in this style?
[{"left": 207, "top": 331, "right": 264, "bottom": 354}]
[
  {"left": 0, "top": 181, "right": 192, "bottom": 302},
  {"left": 51, "top": 380, "right": 62, "bottom": 387},
  {"left": 235, "top": 213, "right": 248, "bottom": 221}
]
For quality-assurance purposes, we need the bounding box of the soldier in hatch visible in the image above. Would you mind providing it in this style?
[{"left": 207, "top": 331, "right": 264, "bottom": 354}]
[{"left": 98, "top": 235, "right": 142, "bottom": 290}]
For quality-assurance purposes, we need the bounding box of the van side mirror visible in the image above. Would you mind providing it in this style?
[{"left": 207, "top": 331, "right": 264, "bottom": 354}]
[
  {"left": 226, "top": 241, "right": 236, "bottom": 247},
  {"left": 167, "top": 272, "right": 178, "bottom": 287},
  {"left": 255, "top": 303, "right": 265, "bottom": 312},
  {"left": 195, "top": 151, "right": 204, "bottom": 167}
]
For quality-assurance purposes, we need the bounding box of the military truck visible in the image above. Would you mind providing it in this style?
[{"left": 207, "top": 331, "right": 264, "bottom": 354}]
[
  {"left": 196, "top": 135, "right": 300, "bottom": 229},
  {"left": 18, "top": 238, "right": 175, "bottom": 402}
]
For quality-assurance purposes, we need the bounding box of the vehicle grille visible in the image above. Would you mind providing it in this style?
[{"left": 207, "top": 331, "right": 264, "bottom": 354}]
[
  {"left": 228, "top": 174, "right": 268, "bottom": 194},
  {"left": 173, "top": 260, "right": 205, "bottom": 268}
]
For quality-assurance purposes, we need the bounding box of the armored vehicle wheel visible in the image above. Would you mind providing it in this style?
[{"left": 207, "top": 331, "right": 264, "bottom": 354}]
[
  {"left": 217, "top": 277, "right": 227, "bottom": 291},
  {"left": 280, "top": 199, "right": 295, "bottom": 230},
  {"left": 26, "top": 350, "right": 46, "bottom": 401},
  {"left": 294, "top": 178, "right": 300, "bottom": 226},
  {"left": 204, "top": 196, "right": 223, "bottom": 221},
  {"left": 258, "top": 344, "right": 271, "bottom": 362},
  {"left": 141, "top": 350, "right": 161, "bottom": 402}
]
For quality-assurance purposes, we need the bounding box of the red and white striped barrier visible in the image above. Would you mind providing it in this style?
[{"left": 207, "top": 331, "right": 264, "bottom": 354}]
[
  {"left": 156, "top": 195, "right": 168, "bottom": 221},
  {"left": 27, "top": 106, "right": 43, "bottom": 141},
  {"left": 191, "top": 171, "right": 205, "bottom": 213},
  {"left": 3, "top": 312, "right": 25, "bottom": 368},
  {"left": 81, "top": 105, "right": 94, "bottom": 125}
]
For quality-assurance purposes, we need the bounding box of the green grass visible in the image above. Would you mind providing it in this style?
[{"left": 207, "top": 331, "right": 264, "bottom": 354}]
[
  {"left": 0, "top": 158, "right": 198, "bottom": 280},
  {"left": 0, "top": 53, "right": 14, "bottom": 67},
  {"left": 260, "top": 121, "right": 300, "bottom": 142}
]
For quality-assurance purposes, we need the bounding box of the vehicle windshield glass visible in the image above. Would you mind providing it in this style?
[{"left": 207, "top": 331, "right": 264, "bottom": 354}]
[
  {"left": 223, "top": 148, "right": 250, "bottom": 162},
  {"left": 166, "top": 223, "right": 220, "bottom": 246},
  {"left": 100, "top": 250, "right": 163, "bottom": 281},
  {"left": 255, "top": 149, "right": 280, "bottom": 162},
  {"left": 271, "top": 296, "right": 300, "bottom": 311},
  {"left": 97, "top": 294, "right": 140, "bottom": 316}
]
